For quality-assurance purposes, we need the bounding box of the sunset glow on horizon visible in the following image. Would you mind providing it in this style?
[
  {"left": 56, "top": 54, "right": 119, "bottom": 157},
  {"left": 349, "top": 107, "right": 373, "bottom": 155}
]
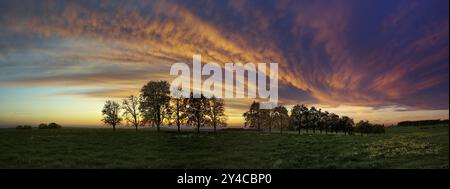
[{"left": 0, "top": 0, "right": 448, "bottom": 127}]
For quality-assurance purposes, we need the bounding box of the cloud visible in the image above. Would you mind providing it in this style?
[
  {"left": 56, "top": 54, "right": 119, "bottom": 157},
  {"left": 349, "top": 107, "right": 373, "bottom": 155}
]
[
  {"left": 0, "top": 0, "right": 448, "bottom": 112},
  {"left": 53, "top": 88, "right": 139, "bottom": 99}
]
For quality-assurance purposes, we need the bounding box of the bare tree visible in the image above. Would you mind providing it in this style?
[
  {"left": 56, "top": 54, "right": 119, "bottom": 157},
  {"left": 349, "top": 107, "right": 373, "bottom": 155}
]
[
  {"left": 169, "top": 89, "right": 188, "bottom": 133},
  {"left": 122, "top": 95, "right": 142, "bottom": 132},
  {"left": 101, "top": 100, "right": 122, "bottom": 132},
  {"left": 140, "top": 81, "right": 170, "bottom": 132},
  {"left": 187, "top": 93, "right": 210, "bottom": 133},
  {"left": 209, "top": 96, "right": 226, "bottom": 133}
]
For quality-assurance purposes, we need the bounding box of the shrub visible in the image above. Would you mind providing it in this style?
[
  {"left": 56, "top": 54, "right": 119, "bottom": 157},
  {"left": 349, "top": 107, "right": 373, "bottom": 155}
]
[
  {"left": 38, "top": 123, "right": 62, "bottom": 129},
  {"left": 16, "top": 125, "right": 32, "bottom": 130},
  {"left": 38, "top": 123, "right": 48, "bottom": 129},
  {"left": 48, "top": 122, "right": 62, "bottom": 129}
]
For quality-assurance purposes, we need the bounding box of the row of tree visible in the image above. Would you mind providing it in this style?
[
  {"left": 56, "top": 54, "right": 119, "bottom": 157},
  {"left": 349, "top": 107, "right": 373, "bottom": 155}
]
[
  {"left": 101, "top": 81, "right": 227, "bottom": 133},
  {"left": 243, "top": 102, "right": 385, "bottom": 135},
  {"left": 101, "top": 80, "right": 385, "bottom": 135}
]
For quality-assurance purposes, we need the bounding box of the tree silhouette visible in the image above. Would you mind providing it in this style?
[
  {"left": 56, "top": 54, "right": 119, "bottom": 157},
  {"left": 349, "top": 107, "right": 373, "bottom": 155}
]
[
  {"left": 309, "top": 106, "right": 319, "bottom": 134},
  {"left": 303, "top": 107, "right": 311, "bottom": 133},
  {"left": 38, "top": 123, "right": 48, "bottom": 129},
  {"left": 355, "top": 120, "right": 385, "bottom": 135},
  {"left": 101, "top": 100, "right": 122, "bottom": 132},
  {"left": 372, "top": 124, "right": 386, "bottom": 134},
  {"left": 320, "top": 111, "right": 330, "bottom": 134},
  {"left": 169, "top": 90, "right": 188, "bottom": 133},
  {"left": 140, "top": 81, "right": 170, "bottom": 132},
  {"left": 273, "top": 105, "right": 289, "bottom": 134},
  {"left": 340, "top": 116, "right": 354, "bottom": 135},
  {"left": 260, "top": 108, "right": 274, "bottom": 132},
  {"left": 291, "top": 104, "right": 307, "bottom": 134},
  {"left": 356, "top": 120, "right": 370, "bottom": 136},
  {"left": 243, "top": 101, "right": 262, "bottom": 130},
  {"left": 316, "top": 109, "right": 324, "bottom": 133},
  {"left": 187, "top": 93, "right": 210, "bottom": 133},
  {"left": 209, "top": 96, "right": 226, "bottom": 133},
  {"left": 122, "top": 95, "right": 142, "bottom": 132},
  {"left": 329, "top": 113, "right": 340, "bottom": 134},
  {"left": 48, "top": 122, "right": 62, "bottom": 129}
]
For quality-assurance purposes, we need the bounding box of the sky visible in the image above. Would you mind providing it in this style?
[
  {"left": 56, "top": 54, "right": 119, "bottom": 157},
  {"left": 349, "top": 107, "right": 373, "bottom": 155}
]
[{"left": 0, "top": 0, "right": 448, "bottom": 127}]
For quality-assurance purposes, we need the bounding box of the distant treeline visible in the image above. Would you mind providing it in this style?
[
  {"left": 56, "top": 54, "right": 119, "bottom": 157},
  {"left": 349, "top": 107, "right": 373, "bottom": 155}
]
[
  {"left": 16, "top": 122, "right": 62, "bottom": 130},
  {"left": 397, "top": 119, "right": 449, "bottom": 127}
]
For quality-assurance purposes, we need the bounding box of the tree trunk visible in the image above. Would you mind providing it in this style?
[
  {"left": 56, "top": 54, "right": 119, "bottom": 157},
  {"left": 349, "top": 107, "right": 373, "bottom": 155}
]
[
  {"left": 177, "top": 116, "right": 180, "bottom": 133},
  {"left": 257, "top": 117, "right": 261, "bottom": 131},
  {"left": 156, "top": 111, "right": 161, "bottom": 132},
  {"left": 177, "top": 100, "right": 180, "bottom": 133},
  {"left": 134, "top": 115, "right": 138, "bottom": 132},
  {"left": 298, "top": 120, "right": 301, "bottom": 135},
  {"left": 214, "top": 122, "right": 217, "bottom": 134},
  {"left": 280, "top": 119, "right": 283, "bottom": 134},
  {"left": 267, "top": 119, "right": 271, "bottom": 133},
  {"left": 112, "top": 124, "right": 116, "bottom": 132},
  {"left": 176, "top": 113, "right": 180, "bottom": 133},
  {"left": 197, "top": 120, "right": 200, "bottom": 134}
]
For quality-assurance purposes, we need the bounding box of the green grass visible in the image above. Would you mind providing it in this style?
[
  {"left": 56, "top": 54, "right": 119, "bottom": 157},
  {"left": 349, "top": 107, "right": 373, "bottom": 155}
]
[{"left": 0, "top": 125, "right": 447, "bottom": 169}]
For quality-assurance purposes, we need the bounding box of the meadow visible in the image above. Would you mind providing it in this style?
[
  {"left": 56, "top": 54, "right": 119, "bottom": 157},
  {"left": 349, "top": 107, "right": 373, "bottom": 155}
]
[{"left": 0, "top": 125, "right": 447, "bottom": 169}]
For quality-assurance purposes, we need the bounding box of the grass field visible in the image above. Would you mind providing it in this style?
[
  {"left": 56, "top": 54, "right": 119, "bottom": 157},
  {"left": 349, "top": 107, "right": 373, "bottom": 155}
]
[{"left": 0, "top": 125, "right": 448, "bottom": 169}]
